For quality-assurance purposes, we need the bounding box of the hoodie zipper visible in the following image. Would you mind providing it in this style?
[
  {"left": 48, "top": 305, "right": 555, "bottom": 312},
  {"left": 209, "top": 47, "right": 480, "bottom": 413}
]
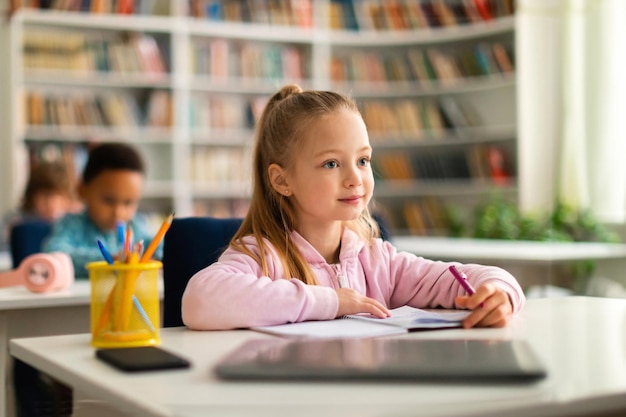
[{"left": 334, "top": 263, "right": 348, "bottom": 288}]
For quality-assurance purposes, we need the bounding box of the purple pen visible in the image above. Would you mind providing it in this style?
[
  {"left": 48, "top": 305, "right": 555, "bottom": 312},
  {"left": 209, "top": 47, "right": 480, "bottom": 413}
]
[
  {"left": 449, "top": 265, "right": 475, "bottom": 295},
  {"left": 449, "top": 265, "right": 484, "bottom": 308}
]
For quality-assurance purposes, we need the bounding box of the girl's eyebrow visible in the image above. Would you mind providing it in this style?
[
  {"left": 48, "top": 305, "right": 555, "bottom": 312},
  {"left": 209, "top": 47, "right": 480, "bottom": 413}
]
[{"left": 313, "top": 146, "right": 372, "bottom": 158}]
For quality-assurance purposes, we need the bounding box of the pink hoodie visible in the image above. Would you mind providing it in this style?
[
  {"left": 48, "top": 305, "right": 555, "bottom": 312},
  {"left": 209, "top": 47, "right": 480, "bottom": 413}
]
[{"left": 182, "top": 228, "right": 525, "bottom": 330}]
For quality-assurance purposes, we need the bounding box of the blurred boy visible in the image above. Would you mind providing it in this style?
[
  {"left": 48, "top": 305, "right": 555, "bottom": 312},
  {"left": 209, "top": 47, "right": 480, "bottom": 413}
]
[{"left": 44, "top": 142, "right": 162, "bottom": 278}]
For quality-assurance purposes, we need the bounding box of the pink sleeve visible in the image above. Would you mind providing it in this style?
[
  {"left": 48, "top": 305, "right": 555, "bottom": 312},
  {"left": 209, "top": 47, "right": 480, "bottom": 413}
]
[
  {"left": 181, "top": 240, "right": 338, "bottom": 330},
  {"left": 380, "top": 241, "right": 525, "bottom": 313}
]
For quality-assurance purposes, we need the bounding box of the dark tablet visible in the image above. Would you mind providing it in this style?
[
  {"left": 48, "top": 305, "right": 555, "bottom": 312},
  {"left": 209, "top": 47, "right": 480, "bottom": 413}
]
[
  {"left": 96, "top": 346, "right": 191, "bottom": 372},
  {"left": 214, "top": 338, "right": 547, "bottom": 382}
]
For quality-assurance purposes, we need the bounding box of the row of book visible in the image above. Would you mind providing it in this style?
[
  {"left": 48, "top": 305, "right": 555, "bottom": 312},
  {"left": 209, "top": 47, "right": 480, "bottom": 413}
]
[
  {"left": 24, "top": 90, "right": 172, "bottom": 127},
  {"left": 23, "top": 89, "right": 489, "bottom": 144},
  {"left": 12, "top": 0, "right": 513, "bottom": 30},
  {"left": 189, "top": 0, "right": 313, "bottom": 27},
  {"left": 23, "top": 31, "right": 169, "bottom": 75},
  {"left": 362, "top": 96, "right": 481, "bottom": 139},
  {"left": 189, "top": 147, "right": 252, "bottom": 186},
  {"left": 190, "top": 39, "right": 308, "bottom": 80},
  {"left": 331, "top": 41, "right": 513, "bottom": 85},
  {"left": 23, "top": 89, "right": 485, "bottom": 139},
  {"left": 21, "top": 24, "right": 510, "bottom": 84},
  {"left": 373, "top": 197, "right": 452, "bottom": 236},
  {"left": 190, "top": 94, "right": 267, "bottom": 130},
  {"left": 398, "top": 198, "right": 452, "bottom": 236},
  {"left": 12, "top": 0, "right": 170, "bottom": 15},
  {"left": 190, "top": 93, "right": 484, "bottom": 137},
  {"left": 372, "top": 144, "right": 512, "bottom": 183},
  {"left": 330, "top": 0, "right": 515, "bottom": 31}
]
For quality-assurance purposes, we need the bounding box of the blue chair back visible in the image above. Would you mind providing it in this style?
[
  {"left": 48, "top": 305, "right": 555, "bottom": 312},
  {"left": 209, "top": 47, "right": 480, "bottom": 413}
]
[
  {"left": 9, "top": 219, "right": 52, "bottom": 269},
  {"left": 162, "top": 217, "right": 243, "bottom": 328}
]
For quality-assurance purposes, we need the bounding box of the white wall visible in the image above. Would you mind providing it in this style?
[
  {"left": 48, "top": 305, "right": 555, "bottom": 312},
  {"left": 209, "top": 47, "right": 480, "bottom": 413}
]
[{"left": 516, "top": 0, "right": 564, "bottom": 216}]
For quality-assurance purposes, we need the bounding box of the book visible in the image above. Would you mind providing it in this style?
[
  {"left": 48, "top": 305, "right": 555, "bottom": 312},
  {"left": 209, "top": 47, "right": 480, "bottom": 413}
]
[
  {"left": 330, "top": 0, "right": 358, "bottom": 30},
  {"left": 473, "top": 0, "right": 493, "bottom": 21},
  {"left": 486, "top": 145, "right": 510, "bottom": 185},
  {"left": 404, "top": 201, "right": 427, "bottom": 235},
  {"left": 133, "top": 35, "right": 166, "bottom": 76},
  {"left": 383, "top": 0, "right": 408, "bottom": 30},
  {"left": 290, "top": 0, "right": 313, "bottom": 28},
  {"left": 116, "top": 0, "right": 133, "bottom": 14},
  {"left": 439, "top": 96, "right": 470, "bottom": 129},
  {"left": 432, "top": 0, "right": 458, "bottom": 27},
  {"left": 405, "top": 1, "right": 429, "bottom": 29},
  {"left": 492, "top": 42, "right": 514, "bottom": 73},
  {"left": 251, "top": 306, "right": 471, "bottom": 339}
]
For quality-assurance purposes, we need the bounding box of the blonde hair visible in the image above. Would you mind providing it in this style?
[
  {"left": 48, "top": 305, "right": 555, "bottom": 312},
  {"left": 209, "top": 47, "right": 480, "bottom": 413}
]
[{"left": 231, "top": 84, "right": 379, "bottom": 285}]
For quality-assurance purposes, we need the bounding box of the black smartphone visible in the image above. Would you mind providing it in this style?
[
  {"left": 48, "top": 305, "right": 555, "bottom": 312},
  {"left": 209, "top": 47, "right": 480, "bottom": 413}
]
[{"left": 95, "top": 346, "right": 191, "bottom": 372}]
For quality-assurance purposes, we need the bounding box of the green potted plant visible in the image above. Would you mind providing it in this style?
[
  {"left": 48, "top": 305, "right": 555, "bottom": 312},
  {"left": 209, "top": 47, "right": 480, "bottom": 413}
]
[{"left": 465, "top": 196, "right": 621, "bottom": 293}]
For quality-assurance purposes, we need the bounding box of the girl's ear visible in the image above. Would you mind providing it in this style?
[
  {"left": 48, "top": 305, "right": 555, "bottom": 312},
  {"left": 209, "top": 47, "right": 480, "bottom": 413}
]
[{"left": 268, "top": 163, "right": 290, "bottom": 196}]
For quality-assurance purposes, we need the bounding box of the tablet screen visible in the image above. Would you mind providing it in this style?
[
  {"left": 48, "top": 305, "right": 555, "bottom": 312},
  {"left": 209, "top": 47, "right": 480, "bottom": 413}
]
[{"left": 214, "top": 338, "right": 547, "bottom": 382}]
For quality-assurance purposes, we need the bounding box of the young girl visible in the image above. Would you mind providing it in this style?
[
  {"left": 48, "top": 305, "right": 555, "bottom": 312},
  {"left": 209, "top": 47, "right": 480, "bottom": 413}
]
[
  {"left": 0, "top": 161, "right": 77, "bottom": 251},
  {"left": 182, "top": 85, "right": 525, "bottom": 330}
]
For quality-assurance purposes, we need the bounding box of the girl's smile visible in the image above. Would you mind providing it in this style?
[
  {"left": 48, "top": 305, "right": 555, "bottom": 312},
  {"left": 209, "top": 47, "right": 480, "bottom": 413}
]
[{"left": 339, "top": 195, "right": 364, "bottom": 204}]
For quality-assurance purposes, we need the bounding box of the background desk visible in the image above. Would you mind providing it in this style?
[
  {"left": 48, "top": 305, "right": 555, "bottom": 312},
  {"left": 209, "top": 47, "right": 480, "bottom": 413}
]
[
  {"left": 0, "top": 281, "right": 91, "bottom": 417},
  {"left": 393, "top": 236, "right": 626, "bottom": 292},
  {"left": 9, "top": 297, "right": 626, "bottom": 417},
  {"left": 392, "top": 236, "right": 626, "bottom": 263}
]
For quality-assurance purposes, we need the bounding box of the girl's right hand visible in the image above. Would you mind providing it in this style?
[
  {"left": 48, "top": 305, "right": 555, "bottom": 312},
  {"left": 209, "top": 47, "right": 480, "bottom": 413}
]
[{"left": 335, "top": 288, "right": 391, "bottom": 318}]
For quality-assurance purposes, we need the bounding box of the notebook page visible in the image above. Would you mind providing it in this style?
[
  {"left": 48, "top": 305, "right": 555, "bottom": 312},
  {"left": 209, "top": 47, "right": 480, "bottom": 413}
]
[
  {"left": 251, "top": 318, "right": 407, "bottom": 338},
  {"left": 345, "top": 306, "right": 471, "bottom": 329}
]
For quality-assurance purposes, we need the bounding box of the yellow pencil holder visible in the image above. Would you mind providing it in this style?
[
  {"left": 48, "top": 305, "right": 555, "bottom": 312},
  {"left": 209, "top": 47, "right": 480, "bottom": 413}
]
[{"left": 87, "top": 260, "right": 162, "bottom": 348}]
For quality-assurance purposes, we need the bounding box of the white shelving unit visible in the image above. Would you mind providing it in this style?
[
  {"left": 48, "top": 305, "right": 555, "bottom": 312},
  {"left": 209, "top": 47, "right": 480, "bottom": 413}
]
[
  {"left": 0, "top": 1, "right": 518, "bottom": 233},
  {"left": 1, "top": 7, "right": 185, "bottom": 216}
]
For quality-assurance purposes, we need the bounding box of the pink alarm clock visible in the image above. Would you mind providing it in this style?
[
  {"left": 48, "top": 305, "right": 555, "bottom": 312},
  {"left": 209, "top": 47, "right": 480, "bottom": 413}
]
[{"left": 0, "top": 252, "right": 74, "bottom": 293}]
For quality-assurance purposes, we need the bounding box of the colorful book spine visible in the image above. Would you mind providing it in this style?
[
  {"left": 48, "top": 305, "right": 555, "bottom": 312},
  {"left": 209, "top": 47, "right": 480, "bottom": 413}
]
[{"left": 328, "top": 0, "right": 514, "bottom": 31}]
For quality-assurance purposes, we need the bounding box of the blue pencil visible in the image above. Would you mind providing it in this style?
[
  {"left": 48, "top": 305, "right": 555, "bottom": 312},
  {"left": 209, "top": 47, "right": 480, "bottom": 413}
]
[
  {"left": 116, "top": 222, "right": 125, "bottom": 245},
  {"left": 97, "top": 240, "right": 114, "bottom": 264}
]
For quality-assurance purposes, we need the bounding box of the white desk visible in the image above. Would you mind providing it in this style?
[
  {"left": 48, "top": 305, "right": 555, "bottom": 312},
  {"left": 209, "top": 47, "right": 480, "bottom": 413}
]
[
  {"left": 0, "top": 271, "right": 164, "bottom": 417},
  {"left": 0, "top": 281, "right": 91, "bottom": 417},
  {"left": 9, "top": 296, "right": 626, "bottom": 417}
]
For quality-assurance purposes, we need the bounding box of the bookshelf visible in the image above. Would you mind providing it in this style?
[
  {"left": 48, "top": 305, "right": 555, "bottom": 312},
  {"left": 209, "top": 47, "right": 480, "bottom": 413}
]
[
  {"left": 327, "top": 2, "right": 517, "bottom": 235},
  {"left": 0, "top": 0, "right": 517, "bottom": 237}
]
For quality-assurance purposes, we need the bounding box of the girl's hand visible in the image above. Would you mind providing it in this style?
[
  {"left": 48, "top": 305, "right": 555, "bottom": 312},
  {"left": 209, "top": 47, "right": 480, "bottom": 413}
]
[
  {"left": 454, "top": 282, "right": 514, "bottom": 328},
  {"left": 335, "top": 288, "right": 391, "bottom": 319}
]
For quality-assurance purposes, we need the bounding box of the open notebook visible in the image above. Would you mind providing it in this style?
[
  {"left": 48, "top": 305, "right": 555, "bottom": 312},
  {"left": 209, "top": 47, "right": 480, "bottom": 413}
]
[
  {"left": 214, "top": 338, "right": 548, "bottom": 382},
  {"left": 251, "top": 306, "right": 471, "bottom": 338}
]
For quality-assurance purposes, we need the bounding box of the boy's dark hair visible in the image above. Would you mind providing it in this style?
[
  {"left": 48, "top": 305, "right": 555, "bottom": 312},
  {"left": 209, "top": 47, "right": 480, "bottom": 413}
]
[
  {"left": 21, "top": 161, "right": 73, "bottom": 212},
  {"left": 82, "top": 143, "right": 145, "bottom": 183}
]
